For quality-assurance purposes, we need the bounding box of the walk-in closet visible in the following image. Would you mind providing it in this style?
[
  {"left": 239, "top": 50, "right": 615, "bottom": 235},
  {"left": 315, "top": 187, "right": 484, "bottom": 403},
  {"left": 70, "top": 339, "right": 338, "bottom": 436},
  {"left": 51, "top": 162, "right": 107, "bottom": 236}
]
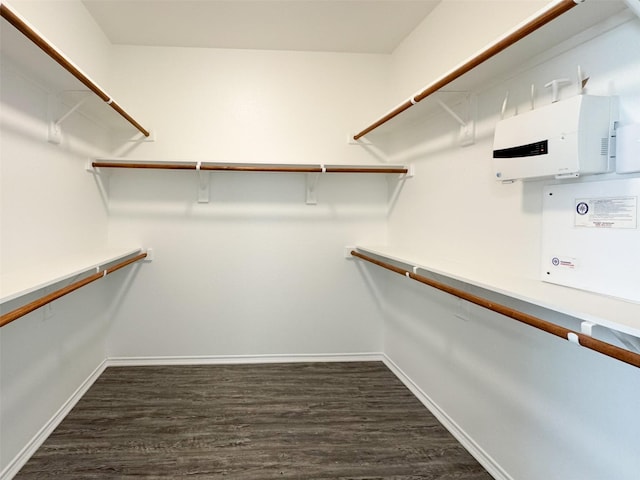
[{"left": 1, "top": 1, "right": 639, "bottom": 479}]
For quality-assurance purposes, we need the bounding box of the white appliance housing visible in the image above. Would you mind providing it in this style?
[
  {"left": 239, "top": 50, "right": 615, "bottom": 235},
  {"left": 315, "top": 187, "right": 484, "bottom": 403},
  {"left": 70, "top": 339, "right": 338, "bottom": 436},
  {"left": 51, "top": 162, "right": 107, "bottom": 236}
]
[
  {"left": 616, "top": 123, "right": 640, "bottom": 174},
  {"left": 493, "top": 95, "right": 613, "bottom": 181}
]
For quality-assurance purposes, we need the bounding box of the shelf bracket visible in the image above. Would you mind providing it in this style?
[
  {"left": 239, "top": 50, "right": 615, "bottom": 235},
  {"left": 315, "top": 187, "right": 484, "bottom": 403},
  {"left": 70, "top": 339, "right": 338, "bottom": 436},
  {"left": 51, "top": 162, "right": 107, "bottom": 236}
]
[
  {"left": 580, "top": 322, "right": 640, "bottom": 353},
  {"left": 306, "top": 171, "right": 322, "bottom": 205},
  {"left": 344, "top": 245, "right": 356, "bottom": 259},
  {"left": 612, "top": 330, "right": 640, "bottom": 353},
  {"left": 624, "top": 0, "right": 640, "bottom": 19},
  {"left": 196, "top": 162, "right": 210, "bottom": 203},
  {"left": 47, "top": 92, "right": 91, "bottom": 145},
  {"left": 435, "top": 94, "right": 476, "bottom": 146},
  {"left": 143, "top": 248, "right": 154, "bottom": 262},
  {"left": 403, "top": 164, "right": 415, "bottom": 179}
]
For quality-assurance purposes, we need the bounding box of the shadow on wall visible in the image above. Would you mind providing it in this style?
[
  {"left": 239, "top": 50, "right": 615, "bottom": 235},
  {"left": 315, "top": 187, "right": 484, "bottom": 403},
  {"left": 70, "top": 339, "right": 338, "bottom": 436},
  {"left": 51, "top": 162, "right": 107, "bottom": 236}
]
[{"left": 102, "top": 168, "right": 393, "bottom": 221}]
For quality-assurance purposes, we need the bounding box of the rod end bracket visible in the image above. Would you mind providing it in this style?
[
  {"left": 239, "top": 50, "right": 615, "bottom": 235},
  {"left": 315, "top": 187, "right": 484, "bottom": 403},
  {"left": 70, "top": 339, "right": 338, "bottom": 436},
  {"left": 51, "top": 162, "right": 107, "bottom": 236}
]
[{"left": 344, "top": 246, "right": 357, "bottom": 259}]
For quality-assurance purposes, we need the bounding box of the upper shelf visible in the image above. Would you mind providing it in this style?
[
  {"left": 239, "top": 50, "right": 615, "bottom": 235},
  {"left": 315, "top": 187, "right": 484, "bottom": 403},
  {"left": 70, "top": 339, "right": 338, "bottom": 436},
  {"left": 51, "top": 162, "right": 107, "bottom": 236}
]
[
  {"left": 353, "top": 0, "right": 630, "bottom": 140},
  {"left": 91, "top": 159, "right": 410, "bottom": 174},
  {"left": 0, "top": 2, "right": 150, "bottom": 137}
]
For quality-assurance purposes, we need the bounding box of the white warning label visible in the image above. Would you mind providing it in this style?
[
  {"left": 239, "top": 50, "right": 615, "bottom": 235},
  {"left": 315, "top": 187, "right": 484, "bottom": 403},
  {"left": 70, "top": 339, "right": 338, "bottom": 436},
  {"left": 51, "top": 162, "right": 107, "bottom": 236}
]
[{"left": 574, "top": 196, "right": 637, "bottom": 229}]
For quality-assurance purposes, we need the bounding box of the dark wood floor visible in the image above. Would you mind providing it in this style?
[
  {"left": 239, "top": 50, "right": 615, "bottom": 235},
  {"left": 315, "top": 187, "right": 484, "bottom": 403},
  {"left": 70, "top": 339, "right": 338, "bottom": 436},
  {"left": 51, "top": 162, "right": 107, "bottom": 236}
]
[{"left": 16, "top": 362, "right": 492, "bottom": 479}]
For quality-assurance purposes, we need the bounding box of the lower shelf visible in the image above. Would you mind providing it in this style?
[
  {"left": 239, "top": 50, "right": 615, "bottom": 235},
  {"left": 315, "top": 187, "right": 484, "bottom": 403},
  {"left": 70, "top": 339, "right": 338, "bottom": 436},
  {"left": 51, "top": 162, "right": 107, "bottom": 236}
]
[
  {"left": 351, "top": 245, "right": 640, "bottom": 369},
  {"left": 0, "top": 248, "right": 144, "bottom": 304},
  {"left": 0, "top": 248, "right": 148, "bottom": 328},
  {"left": 354, "top": 245, "right": 640, "bottom": 339}
]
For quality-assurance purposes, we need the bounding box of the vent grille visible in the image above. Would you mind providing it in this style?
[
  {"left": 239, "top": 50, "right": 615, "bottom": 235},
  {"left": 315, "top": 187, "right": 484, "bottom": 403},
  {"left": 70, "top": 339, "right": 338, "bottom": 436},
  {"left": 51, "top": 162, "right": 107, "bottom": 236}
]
[{"left": 600, "top": 138, "right": 609, "bottom": 156}]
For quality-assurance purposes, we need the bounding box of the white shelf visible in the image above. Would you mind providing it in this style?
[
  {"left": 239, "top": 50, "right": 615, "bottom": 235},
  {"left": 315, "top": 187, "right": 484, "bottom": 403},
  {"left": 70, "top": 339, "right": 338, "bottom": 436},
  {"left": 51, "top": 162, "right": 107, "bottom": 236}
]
[
  {"left": 355, "top": 245, "right": 640, "bottom": 339},
  {"left": 0, "top": 247, "right": 143, "bottom": 304},
  {"left": 0, "top": 4, "right": 148, "bottom": 135},
  {"left": 90, "top": 159, "right": 410, "bottom": 174},
  {"left": 358, "top": 0, "right": 630, "bottom": 139}
]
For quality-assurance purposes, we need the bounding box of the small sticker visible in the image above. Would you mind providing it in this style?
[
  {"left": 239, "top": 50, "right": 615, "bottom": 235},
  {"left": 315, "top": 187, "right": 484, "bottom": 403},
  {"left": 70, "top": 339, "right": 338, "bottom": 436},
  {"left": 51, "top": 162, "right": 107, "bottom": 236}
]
[{"left": 550, "top": 256, "right": 577, "bottom": 269}]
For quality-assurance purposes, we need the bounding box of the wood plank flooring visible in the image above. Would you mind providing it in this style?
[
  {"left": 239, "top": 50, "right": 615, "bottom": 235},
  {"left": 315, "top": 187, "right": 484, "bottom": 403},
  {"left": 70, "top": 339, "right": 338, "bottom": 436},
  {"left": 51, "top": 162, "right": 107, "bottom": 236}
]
[{"left": 15, "top": 362, "right": 492, "bottom": 479}]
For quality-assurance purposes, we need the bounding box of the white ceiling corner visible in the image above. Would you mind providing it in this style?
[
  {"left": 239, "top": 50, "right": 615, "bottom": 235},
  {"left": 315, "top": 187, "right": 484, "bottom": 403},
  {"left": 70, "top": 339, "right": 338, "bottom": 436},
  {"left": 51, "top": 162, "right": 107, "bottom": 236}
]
[{"left": 81, "top": 0, "right": 442, "bottom": 54}]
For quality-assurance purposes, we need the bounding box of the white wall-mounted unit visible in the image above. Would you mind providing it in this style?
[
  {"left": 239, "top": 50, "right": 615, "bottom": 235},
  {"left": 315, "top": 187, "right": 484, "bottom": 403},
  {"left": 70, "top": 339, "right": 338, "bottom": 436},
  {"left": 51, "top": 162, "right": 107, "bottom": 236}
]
[{"left": 493, "top": 95, "right": 613, "bottom": 181}]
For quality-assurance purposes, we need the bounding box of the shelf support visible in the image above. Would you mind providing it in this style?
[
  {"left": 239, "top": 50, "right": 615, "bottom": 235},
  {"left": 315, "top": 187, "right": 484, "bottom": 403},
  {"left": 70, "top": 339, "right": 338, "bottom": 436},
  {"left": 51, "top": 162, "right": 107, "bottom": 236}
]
[
  {"left": 196, "top": 162, "right": 210, "bottom": 203},
  {"left": 623, "top": 0, "right": 640, "bottom": 19},
  {"left": 306, "top": 171, "right": 322, "bottom": 205},
  {"left": 47, "top": 92, "right": 91, "bottom": 144},
  {"left": 613, "top": 331, "right": 640, "bottom": 353},
  {"left": 435, "top": 94, "right": 476, "bottom": 146}
]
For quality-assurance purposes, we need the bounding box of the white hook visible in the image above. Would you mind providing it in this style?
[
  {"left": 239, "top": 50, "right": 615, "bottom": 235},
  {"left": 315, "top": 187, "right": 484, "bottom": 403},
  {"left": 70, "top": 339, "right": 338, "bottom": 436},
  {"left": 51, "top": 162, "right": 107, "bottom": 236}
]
[{"left": 567, "top": 332, "right": 581, "bottom": 345}]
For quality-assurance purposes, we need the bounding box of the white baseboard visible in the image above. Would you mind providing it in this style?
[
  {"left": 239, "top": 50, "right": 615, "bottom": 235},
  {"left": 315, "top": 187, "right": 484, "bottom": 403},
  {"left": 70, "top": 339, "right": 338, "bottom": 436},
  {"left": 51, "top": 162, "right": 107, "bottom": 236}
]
[
  {"left": 0, "top": 359, "right": 108, "bottom": 480},
  {"left": 106, "top": 352, "right": 385, "bottom": 367},
  {"left": 381, "top": 354, "right": 511, "bottom": 480}
]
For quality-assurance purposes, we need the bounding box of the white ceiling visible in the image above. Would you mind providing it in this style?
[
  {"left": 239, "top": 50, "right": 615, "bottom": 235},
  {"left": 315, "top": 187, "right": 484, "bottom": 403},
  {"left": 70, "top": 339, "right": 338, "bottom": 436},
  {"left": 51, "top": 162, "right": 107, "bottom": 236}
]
[{"left": 82, "top": 0, "right": 441, "bottom": 54}]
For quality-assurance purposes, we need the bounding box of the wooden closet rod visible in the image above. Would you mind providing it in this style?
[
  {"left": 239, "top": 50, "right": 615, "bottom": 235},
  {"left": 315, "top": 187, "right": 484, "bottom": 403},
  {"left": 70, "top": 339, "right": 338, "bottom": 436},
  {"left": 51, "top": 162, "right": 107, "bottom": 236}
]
[
  {"left": 93, "top": 161, "right": 198, "bottom": 170},
  {"left": 201, "top": 165, "right": 409, "bottom": 174},
  {"left": 91, "top": 161, "right": 409, "bottom": 174},
  {"left": 0, "top": 252, "right": 147, "bottom": 328},
  {"left": 323, "top": 166, "right": 408, "bottom": 174},
  {"left": 353, "top": 0, "right": 579, "bottom": 140},
  {"left": 0, "top": 4, "right": 150, "bottom": 138},
  {"left": 351, "top": 250, "right": 640, "bottom": 369}
]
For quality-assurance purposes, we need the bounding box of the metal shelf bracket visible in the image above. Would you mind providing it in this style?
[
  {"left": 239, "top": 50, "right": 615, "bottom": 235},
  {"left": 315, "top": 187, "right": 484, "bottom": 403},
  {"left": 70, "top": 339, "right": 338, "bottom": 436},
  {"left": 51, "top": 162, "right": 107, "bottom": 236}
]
[
  {"left": 47, "top": 92, "right": 91, "bottom": 144},
  {"left": 306, "top": 172, "right": 321, "bottom": 205},
  {"left": 196, "top": 162, "right": 210, "bottom": 203},
  {"left": 436, "top": 93, "right": 477, "bottom": 146}
]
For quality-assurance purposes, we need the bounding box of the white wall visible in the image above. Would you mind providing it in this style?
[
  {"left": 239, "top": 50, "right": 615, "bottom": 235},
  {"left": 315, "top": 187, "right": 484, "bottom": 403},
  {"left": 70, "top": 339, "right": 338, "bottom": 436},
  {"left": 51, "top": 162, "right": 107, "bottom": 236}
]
[
  {"left": 103, "top": 46, "right": 391, "bottom": 358},
  {"left": 374, "top": 2, "right": 640, "bottom": 479},
  {"left": 0, "top": 1, "right": 115, "bottom": 473},
  {"left": 104, "top": 46, "right": 390, "bottom": 163}
]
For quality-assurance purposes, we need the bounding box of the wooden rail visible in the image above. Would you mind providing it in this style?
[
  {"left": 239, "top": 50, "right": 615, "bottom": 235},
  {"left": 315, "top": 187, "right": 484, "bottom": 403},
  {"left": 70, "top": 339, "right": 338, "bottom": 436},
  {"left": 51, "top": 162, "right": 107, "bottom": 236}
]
[
  {"left": 351, "top": 250, "right": 640, "bottom": 369},
  {"left": 353, "top": 0, "right": 580, "bottom": 140},
  {"left": 0, "top": 252, "right": 147, "bottom": 328},
  {"left": 0, "top": 3, "right": 150, "bottom": 137},
  {"left": 91, "top": 161, "right": 409, "bottom": 174}
]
